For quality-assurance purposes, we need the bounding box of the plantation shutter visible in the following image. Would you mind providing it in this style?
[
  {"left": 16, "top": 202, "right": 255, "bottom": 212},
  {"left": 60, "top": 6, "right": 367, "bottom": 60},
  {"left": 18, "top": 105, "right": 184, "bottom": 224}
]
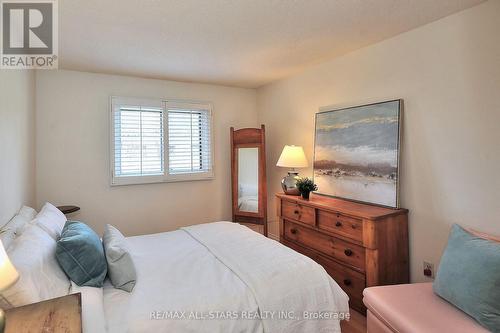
[
  {"left": 112, "top": 98, "right": 164, "bottom": 178},
  {"left": 166, "top": 102, "right": 212, "bottom": 175}
]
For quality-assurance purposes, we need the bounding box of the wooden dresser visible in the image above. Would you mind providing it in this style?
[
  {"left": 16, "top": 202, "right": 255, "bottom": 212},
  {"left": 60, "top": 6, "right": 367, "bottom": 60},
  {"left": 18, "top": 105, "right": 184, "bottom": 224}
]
[{"left": 276, "top": 193, "right": 409, "bottom": 313}]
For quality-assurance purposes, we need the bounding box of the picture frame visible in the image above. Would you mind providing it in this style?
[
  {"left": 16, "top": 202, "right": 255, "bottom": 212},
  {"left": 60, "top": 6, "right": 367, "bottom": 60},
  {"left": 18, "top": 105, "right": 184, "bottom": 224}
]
[{"left": 313, "top": 99, "right": 403, "bottom": 208}]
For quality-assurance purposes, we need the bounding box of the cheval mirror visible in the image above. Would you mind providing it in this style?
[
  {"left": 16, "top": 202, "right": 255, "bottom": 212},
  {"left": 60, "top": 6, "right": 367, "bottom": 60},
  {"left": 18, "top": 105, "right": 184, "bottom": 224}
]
[{"left": 230, "top": 125, "right": 267, "bottom": 236}]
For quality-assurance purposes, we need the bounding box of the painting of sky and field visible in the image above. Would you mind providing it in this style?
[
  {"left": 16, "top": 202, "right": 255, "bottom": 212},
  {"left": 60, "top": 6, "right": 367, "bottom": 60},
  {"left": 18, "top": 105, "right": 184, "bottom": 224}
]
[{"left": 313, "top": 100, "right": 401, "bottom": 207}]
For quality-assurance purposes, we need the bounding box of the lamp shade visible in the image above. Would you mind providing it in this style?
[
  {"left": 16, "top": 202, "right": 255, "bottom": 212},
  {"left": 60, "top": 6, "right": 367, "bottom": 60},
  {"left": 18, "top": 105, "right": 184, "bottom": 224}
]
[
  {"left": 276, "top": 145, "right": 308, "bottom": 168},
  {"left": 0, "top": 240, "right": 19, "bottom": 291}
]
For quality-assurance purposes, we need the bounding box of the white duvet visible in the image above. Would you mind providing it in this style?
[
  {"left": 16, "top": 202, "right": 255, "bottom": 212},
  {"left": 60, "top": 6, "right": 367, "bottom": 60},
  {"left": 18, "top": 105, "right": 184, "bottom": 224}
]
[
  {"left": 77, "top": 222, "right": 349, "bottom": 333},
  {"left": 238, "top": 196, "right": 259, "bottom": 213}
]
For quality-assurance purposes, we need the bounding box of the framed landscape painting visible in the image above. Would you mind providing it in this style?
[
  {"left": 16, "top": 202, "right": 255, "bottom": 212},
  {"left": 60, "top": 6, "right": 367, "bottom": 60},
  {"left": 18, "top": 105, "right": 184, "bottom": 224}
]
[{"left": 313, "top": 100, "right": 402, "bottom": 208}]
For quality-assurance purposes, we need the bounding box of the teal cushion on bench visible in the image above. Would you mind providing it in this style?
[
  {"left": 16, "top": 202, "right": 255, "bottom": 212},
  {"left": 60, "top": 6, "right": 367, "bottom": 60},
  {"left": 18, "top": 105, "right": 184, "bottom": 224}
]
[
  {"left": 433, "top": 224, "right": 500, "bottom": 332},
  {"left": 56, "top": 221, "right": 107, "bottom": 287}
]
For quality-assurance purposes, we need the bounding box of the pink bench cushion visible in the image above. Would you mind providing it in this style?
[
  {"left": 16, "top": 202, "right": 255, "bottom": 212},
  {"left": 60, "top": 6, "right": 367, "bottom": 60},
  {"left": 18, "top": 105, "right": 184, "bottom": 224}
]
[{"left": 363, "top": 283, "right": 489, "bottom": 333}]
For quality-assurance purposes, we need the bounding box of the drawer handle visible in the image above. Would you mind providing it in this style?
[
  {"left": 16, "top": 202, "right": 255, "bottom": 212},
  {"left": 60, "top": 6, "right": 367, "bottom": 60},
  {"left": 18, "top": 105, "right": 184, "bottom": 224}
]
[
  {"left": 344, "top": 249, "right": 353, "bottom": 257},
  {"left": 335, "top": 221, "right": 342, "bottom": 227},
  {"left": 351, "top": 224, "right": 357, "bottom": 229},
  {"left": 343, "top": 279, "right": 352, "bottom": 286},
  {"left": 290, "top": 228, "right": 298, "bottom": 235},
  {"left": 294, "top": 210, "right": 299, "bottom": 214}
]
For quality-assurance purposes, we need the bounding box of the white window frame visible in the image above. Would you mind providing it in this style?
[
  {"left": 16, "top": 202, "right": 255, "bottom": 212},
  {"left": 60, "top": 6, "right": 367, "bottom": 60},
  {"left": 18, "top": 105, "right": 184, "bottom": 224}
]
[
  {"left": 110, "top": 96, "right": 215, "bottom": 186},
  {"left": 164, "top": 100, "right": 215, "bottom": 182}
]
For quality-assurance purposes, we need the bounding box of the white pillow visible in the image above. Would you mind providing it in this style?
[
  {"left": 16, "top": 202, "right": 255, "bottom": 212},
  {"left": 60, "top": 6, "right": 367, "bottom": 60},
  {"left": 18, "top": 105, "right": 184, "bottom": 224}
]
[
  {"left": 18, "top": 206, "right": 37, "bottom": 219},
  {"left": 1, "top": 225, "right": 71, "bottom": 308},
  {"left": 70, "top": 282, "right": 107, "bottom": 333},
  {"left": 0, "top": 206, "right": 37, "bottom": 250},
  {"left": 34, "top": 202, "right": 67, "bottom": 240},
  {"left": 102, "top": 224, "right": 137, "bottom": 292}
]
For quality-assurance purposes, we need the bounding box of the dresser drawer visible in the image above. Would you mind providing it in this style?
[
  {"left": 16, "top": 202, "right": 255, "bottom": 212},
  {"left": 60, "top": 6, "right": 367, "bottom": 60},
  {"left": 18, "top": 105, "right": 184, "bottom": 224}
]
[
  {"left": 317, "top": 210, "right": 363, "bottom": 242},
  {"left": 281, "top": 200, "right": 315, "bottom": 226},
  {"left": 321, "top": 259, "right": 365, "bottom": 308},
  {"left": 282, "top": 239, "right": 366, "bottom": 312},
  {"left": 283, "top": 221, "right": 365, "bottom": 270}
]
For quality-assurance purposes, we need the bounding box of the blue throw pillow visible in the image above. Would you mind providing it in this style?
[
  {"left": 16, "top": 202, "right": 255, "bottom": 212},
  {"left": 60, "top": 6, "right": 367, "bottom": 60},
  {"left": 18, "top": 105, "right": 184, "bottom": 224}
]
[
  {"left": 433, "top": 224, "right": 500, "bottom": 332},
  {"left": 56, "top": 221, "right": 107, "bottom": 287}
]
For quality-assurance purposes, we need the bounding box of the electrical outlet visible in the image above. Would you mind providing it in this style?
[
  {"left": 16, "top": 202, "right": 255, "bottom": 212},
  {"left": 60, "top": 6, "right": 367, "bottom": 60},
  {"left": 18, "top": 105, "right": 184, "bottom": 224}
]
[{"left": 423, "top": 261, "right": 434, "bottom": 278}]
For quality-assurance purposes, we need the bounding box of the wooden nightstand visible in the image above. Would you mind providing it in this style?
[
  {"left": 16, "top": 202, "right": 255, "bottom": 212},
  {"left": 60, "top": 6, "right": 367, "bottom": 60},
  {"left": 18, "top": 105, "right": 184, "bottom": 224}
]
[
  {"left": 5, "top": 293, "right": 82, "bottom": 333},
  {"left": 57, "top": 205, "right": 81, "bottom": 215}
]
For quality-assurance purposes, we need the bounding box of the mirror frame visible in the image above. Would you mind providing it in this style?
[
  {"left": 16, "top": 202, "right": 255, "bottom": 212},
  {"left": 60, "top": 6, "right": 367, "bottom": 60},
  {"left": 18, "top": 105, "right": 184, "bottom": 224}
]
[{"left": 230, "top": 125, "right": 267, "bottom": 236}]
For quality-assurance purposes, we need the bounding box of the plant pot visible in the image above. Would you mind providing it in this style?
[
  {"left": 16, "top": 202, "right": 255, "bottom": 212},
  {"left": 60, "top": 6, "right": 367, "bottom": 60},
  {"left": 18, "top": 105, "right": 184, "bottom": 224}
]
[{"left": 301, "top": 191, "right": 310, "bottom": 200}]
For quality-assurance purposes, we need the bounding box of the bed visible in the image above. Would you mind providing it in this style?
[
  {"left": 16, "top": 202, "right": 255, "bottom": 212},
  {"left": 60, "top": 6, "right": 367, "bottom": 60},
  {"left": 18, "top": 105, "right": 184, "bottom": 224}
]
[
  {"left": 4, "top": 204, "right": 350, "bottom": 333},
  {"left": 96, "top": 222, "right": 349, "bottom": 332}
]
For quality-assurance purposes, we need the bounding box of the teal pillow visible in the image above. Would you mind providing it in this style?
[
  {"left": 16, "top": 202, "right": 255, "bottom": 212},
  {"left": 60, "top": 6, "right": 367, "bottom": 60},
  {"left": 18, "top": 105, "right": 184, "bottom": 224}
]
[
  {"left": 56, "top": 221, "right": 107, "bottom": 287},
  {"left": 433, "top": 224, "right": 500, "bottom": 332}
]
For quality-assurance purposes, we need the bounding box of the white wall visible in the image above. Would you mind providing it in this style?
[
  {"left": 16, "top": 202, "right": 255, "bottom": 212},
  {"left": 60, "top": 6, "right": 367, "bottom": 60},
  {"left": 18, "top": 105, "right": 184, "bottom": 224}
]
[
  {"left": 36, "top": 70, "right": 257, "bottom": 236},
  {"left": 0, "top": 71, "right": 36, "bottom": 225},
  {"left": 257, "top": 0, "right": 500, "bottom": 282}
]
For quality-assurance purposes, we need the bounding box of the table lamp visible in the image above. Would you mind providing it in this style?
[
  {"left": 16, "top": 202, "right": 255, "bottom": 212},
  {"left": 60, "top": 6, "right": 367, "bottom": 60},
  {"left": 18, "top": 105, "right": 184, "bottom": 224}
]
[
  {"left": 276, "top": 145, "right": 308, "bottom": 195},
  {"left": 0, "top": 240, "right": 19, "bottom": 333}
]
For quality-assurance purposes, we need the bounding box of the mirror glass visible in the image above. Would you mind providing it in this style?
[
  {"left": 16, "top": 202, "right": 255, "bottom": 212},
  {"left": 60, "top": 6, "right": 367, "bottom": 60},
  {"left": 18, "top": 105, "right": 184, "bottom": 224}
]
[{"left": 238, "top": 147, "right": 259, "bottom": 213}]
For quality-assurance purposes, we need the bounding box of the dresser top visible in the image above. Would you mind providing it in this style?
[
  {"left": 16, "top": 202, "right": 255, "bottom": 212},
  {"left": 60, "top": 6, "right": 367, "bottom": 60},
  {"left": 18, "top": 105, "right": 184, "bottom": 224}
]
[{"left": 276, "top": 193, "right": 408, "bottom": 220}]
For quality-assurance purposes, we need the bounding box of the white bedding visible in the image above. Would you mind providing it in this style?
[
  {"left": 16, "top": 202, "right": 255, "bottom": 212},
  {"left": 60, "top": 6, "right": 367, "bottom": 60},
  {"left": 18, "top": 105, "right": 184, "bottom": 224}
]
[
  {"left": 238, "top": 195, "right": 259, "bottom": 212},
  {"left": 183, "top": 222, "right": 349, "bottom": 332},
  {"left": 71, "top": 282, "right": 107, "bottom": 333},
  {"left": 103, "top": 226, "right": 262, "bottom": 333},
  {"left": 84, "top": 222, "right": 349, "bottom": 333}
]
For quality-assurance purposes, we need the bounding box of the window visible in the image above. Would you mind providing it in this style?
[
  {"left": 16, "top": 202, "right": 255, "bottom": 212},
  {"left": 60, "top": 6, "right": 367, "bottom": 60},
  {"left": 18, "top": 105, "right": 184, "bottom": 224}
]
[
  {"left": 167, "top": 101, "right": 212, "bottom": 175},
  {"left": 111, "top": 97, "right": 213, "bottom": 185}
]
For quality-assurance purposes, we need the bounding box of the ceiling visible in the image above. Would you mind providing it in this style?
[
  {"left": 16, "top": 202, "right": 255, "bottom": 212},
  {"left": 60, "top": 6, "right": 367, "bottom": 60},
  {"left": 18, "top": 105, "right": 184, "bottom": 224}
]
[{"left": 59, "top": 0, "right": 485, "bottom": 88}]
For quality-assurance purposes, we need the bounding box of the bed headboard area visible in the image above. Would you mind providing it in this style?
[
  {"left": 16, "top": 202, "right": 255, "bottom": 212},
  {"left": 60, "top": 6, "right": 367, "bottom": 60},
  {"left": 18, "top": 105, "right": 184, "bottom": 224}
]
[{"left": 0, "top": 71, "right": 36, "bottom": 228}]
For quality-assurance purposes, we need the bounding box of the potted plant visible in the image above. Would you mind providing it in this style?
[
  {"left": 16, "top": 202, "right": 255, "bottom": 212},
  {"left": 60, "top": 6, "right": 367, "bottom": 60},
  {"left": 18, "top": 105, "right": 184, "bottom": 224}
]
[{"left": 296, "top": 177, "right": 318, "bottom": 200}]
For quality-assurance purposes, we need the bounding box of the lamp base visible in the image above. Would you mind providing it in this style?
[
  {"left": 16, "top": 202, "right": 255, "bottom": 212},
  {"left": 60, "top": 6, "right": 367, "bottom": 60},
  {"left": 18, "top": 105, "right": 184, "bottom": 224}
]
[{"left": 281, "top": 171, "right": 300, "bottom": 195}]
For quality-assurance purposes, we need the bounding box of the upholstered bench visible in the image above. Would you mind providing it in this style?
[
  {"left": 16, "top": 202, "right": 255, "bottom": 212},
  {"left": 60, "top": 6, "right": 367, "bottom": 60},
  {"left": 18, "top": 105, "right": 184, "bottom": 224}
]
[{"left": 363, "top": 283, "right": 489, "bottom": 333}]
